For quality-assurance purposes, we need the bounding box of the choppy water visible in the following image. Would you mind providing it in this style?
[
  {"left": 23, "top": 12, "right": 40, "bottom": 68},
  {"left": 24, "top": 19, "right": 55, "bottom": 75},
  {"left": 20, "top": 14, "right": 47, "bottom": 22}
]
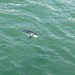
[{"left": 0, "top": 0, "right": 75, "bottom": 75}]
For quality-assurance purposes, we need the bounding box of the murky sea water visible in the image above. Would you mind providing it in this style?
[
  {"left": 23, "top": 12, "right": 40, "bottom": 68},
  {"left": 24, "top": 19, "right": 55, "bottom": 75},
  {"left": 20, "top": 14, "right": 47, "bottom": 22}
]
[{"left": 0, "top": 0, "right": 75, "bottom": 75}]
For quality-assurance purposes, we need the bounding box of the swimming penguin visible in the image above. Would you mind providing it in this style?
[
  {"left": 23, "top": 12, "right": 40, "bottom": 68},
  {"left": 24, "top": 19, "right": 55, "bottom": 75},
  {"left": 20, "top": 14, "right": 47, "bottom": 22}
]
[{"left": 23, "top": 30, "right": 38, "bottom": 39}]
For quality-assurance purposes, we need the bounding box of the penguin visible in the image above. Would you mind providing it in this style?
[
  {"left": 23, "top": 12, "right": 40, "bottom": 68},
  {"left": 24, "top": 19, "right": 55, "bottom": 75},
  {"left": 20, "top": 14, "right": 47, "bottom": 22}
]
[{"left": 23, "top": 30, "right": 38, "bottom": 39}]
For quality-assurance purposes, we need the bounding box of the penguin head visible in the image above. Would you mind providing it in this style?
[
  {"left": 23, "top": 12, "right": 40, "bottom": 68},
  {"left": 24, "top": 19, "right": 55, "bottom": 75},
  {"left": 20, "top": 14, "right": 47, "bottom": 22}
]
[{"left": 33, "top": 33, "right": 38, "bottom": 38}]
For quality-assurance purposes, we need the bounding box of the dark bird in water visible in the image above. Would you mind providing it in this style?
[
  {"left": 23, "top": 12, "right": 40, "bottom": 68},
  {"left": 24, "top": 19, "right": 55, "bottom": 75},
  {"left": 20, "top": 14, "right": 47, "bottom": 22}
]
[{"left": 23, "top": 30, "right": 38, "bottom": 39}]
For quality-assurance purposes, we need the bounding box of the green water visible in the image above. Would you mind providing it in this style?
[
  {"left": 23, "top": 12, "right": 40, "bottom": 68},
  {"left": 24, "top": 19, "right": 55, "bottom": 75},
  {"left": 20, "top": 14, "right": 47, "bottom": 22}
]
[{"left": 0, "top": 0, "right": 75, "bottom": 75}]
